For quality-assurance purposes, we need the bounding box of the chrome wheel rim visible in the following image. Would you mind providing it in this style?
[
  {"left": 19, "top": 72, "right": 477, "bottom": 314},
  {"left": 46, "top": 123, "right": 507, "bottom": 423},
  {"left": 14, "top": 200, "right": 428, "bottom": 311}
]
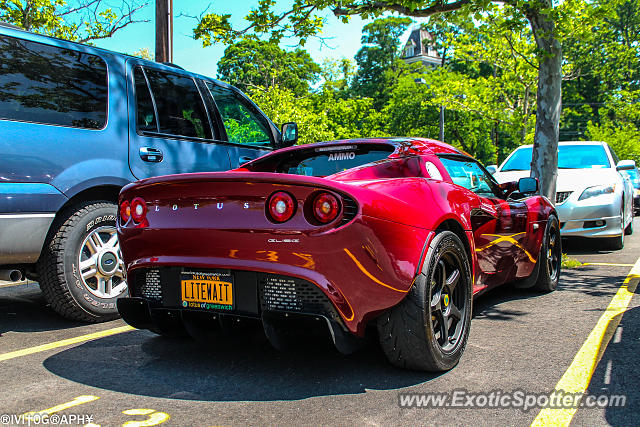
[{"left": 78, "top": 226, "right": 127, "bottom": 299}]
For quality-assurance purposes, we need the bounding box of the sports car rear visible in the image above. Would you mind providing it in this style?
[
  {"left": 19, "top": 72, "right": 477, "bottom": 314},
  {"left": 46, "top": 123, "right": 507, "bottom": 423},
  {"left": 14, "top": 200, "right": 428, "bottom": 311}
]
[{"left": 116, "top": 172, "right": 431, "bottom": 342}]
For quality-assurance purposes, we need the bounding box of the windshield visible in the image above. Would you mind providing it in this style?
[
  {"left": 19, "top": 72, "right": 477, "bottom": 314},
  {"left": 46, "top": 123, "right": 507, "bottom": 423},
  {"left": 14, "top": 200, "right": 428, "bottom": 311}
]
[
  {"left": 275, "top": 145, "right": 393, "bottom": 177},
  {"left": 501, "top": 145, "right": 611, "bottom": 171}
]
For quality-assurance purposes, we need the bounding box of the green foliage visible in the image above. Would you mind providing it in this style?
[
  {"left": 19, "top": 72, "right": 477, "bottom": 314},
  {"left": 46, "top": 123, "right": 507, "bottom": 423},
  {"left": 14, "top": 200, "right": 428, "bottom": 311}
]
[
  {"left": 247, "top": 85, "right": 335, "bottom": 145},
  {"left": 0, "top": 0, "right": 147, "bottom": 44},
  {"left": 586, "top": 122, "right": 640, "bottom": 164},
  {"left": 561, "top": 253, "right": 582, "bottom": 269},
  {"left": 217, "top": 38, "right": 321, "bottom": 96},
  {"left": 351, "top": 17, "right": 413, "bottom": 108}
]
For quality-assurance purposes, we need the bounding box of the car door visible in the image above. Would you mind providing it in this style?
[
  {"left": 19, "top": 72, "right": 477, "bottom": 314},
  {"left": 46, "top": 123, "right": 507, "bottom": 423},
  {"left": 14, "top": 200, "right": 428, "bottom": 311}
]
[
  {"left": 439, "top": 155, "right": 530, "bottom": 288},
  {"left": 127, "top": 61, "right": 232, "bottom": 179},
  {"left": 202, "top": 81, "right": 275, "bottom": 168}
]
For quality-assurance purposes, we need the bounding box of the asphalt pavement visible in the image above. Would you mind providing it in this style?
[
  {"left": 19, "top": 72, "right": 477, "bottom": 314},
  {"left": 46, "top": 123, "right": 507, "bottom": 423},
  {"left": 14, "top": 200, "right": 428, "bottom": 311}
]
[{"left": 1, "top": 217, "right": 639, "bottom": 427}]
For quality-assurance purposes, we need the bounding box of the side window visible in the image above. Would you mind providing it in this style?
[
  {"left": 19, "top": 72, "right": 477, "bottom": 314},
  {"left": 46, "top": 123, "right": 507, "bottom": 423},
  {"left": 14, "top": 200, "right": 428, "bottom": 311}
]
[
  {"left": 143, "top": 69, "right": 212, "bottom": 139},
  {"left": 439, "top": 156, "right": 499, "bottom": 198},
  {"left": 0, "top": 35, "right": 107, "bottom": 129},
  {"left": 206, "top": 82, "right": 272, "bottom": 146},
  {"left": 134, "top": 67, "right": 157, "bottom": 133}
]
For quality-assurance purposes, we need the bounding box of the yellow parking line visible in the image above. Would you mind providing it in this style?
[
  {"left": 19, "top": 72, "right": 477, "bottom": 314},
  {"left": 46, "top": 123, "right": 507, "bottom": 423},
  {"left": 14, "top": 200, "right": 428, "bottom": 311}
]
[
  {"left": 530, "top": 255, "right": 640, "bottom": 427},
  {"left": 0, "top": 281, "right": 30, "bottom": 288},
  {"left": 0, "top": 325, "right": 135, "bottom": 362},
  {"left": 582, "top": 262, "right": 635, "bottom": 267}
]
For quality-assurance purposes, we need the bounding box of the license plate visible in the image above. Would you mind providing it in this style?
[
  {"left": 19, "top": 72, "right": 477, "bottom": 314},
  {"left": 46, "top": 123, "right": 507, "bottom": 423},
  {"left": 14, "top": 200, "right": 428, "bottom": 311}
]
[{"left": 180, "top": 270, "right": 233, "bottom": 310}]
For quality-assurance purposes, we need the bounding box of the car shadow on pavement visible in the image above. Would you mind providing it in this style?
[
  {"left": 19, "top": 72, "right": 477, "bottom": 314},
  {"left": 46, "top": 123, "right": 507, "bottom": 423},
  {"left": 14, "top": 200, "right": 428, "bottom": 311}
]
[
  {"left": 43, "top": 326, "right": 443, "bottom": 401},
  {"left": 0, "top": 283, "right": 86, "bottom": 335},
  {"left": 584, "top": 306, "right": 639, "bottom": 426},
  {"left": 562, "top": 237, "right": 619, "bottom": 255}
]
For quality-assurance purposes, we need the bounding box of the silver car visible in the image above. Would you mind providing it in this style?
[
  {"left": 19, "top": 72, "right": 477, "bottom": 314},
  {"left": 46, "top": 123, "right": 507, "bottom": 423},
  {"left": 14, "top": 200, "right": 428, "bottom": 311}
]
[{"left": 491, "top": 141, "right": 634, "bottom": 249}]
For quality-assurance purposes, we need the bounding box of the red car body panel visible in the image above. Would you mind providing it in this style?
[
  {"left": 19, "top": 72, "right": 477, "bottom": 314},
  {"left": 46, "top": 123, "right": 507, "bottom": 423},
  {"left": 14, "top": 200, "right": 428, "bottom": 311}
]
[{"left": 117, "top": 138, "right": 555, "bottom": 336}]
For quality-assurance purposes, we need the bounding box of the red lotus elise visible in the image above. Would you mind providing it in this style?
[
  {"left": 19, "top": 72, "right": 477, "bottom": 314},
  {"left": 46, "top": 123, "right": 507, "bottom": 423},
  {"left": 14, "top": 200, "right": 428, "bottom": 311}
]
[{"left": 116, "top": 138, "right": 560, "bottom": 371}]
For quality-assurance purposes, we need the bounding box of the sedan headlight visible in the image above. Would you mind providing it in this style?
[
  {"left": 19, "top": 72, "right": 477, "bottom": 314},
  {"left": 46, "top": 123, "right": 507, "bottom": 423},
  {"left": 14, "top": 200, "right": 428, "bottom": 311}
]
[
  {"left": 635, "top": 189, "right": 640, "bottom": 197},
  {"left": 578, "top": 184, "right": 616, "bottom": 201}
]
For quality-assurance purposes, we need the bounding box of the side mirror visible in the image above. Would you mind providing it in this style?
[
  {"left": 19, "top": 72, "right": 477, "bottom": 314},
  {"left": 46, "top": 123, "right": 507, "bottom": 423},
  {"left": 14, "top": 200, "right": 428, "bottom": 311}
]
[
  {"left": 486, "top": 165, "right": 497, "bottom": 174},
  {"left": 518, "top": 177, "right": 538, "bottom": 194},
  {"left": 280, "top": 122, "right": 298, "bottom": 148},
  {"left": 616, "top": 160, "right": 635, "bottom": 171}
]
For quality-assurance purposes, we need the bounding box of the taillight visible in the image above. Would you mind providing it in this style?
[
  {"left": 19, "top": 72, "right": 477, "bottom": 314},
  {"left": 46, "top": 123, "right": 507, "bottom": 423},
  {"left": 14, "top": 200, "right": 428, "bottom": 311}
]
[
  {"left": 313, "top": 192, "right": 340, "bottom": 223},
  {"left": 268, "top": 192, "right": 295, "bottom": 222},
  {"left": 130, "top": 197, "right": 147, "bottom": 223},
  {"left": 120, "top": 200, "right": 131, "bottom": 223}
]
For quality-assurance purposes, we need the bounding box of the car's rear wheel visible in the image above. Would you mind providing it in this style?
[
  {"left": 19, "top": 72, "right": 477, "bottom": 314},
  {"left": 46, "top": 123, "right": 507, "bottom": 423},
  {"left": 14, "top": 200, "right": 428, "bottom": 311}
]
[
  {"left": 37, "top": 201, "right": 127, "bottom": 322},
  {"left": 377, "top": 231, "right": 472, "bottom": 371},
  {"left": 534, "top": 215, "right": 561, "bottom": 292}
]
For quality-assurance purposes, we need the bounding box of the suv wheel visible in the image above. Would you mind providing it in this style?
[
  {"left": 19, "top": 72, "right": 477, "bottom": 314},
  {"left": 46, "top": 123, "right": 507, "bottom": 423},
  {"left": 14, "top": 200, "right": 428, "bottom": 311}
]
[{"left": 37, "top": 201, "right": 127, "bottom": 322}]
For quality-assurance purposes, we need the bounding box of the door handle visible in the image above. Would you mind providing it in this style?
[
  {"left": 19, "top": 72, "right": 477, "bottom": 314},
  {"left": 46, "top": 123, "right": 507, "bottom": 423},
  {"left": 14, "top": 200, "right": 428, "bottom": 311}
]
[
  {"left": 139, "top": 147, "right": 163, "bottom": 163},
  {"left": 239, "top": 156, "right": 255, "bottom": 165}
]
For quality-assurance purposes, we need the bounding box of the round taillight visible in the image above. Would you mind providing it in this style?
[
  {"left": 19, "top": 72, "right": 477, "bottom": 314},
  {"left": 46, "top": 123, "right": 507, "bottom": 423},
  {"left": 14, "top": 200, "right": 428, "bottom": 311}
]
[
  {"left": 130, "top": 197, "right": 147, "bottom": 223},
  {"left": 313, "top": 193, "right": 340, "bottom": 223},
  {"left": 268, "top": 192, "right": 295, "bottom": 222},
  {"left": 120, "top": 200, "right": 131, "bottom": 223}
]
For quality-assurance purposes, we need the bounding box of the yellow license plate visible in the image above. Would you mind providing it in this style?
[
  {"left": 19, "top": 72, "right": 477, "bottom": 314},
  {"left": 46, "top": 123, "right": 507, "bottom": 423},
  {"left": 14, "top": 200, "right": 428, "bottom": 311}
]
[{"left": 180, "top": 270, "right": 233, "bottom": 308}]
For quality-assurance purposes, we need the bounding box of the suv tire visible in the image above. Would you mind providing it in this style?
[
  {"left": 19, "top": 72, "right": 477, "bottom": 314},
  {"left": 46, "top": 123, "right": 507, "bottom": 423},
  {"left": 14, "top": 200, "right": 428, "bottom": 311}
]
[{"left": 37, "top": 201, "right": 127, "bottom": 322}]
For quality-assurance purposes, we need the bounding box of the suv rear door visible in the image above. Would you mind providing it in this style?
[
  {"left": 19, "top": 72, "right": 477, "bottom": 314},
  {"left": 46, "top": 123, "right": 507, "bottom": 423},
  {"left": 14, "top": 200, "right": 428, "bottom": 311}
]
[{"left": 126, "top": 60, "right": 231, "bottom": 179}]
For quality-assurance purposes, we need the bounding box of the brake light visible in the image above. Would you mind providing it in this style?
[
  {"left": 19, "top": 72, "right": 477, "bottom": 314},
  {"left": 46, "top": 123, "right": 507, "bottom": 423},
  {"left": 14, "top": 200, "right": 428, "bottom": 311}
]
[
  {"left": 120, "top": 200, "right": 131, "bottom": 223},
  {"left": 130, "top": 197, "right": 147, "bottom": 223},
  {"left": 268, "top": 192, "right": 295, "bottom": 222},
  {"left": 313, "top": 193, "right": 340, "bottom": 223}
]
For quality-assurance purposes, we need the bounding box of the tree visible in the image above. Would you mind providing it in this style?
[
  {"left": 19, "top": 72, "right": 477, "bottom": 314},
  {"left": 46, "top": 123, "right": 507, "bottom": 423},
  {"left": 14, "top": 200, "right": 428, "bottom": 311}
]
[
  {"left": 217, "top": 38, "right": 321, "bottom": 96},
  {"left": 351, "top": 17, "right": 412, "bottom": 108},
  {"left": 0, "top": 0, "right": 148, "bottom": 44},
  {"left": 194, "top": 0, "right": 567, "bottom": 201}
]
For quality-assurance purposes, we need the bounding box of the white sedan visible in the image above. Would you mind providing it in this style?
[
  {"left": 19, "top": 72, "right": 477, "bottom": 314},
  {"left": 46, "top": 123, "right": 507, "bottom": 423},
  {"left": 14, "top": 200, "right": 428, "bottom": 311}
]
[{"left": 491, "top": 141, "right": 634, "bottom": 250}]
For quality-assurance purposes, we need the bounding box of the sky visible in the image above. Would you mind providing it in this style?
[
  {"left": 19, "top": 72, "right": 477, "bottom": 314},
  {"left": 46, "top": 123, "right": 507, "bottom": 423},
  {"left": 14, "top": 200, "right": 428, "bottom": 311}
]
[{"left": 93, "top": 0, "right": 385, "bottom": 78}]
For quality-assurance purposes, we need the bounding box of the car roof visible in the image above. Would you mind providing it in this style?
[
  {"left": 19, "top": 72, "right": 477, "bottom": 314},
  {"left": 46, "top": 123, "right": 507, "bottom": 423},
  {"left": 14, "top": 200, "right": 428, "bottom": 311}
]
[
  {"left": 271, "top": 137, "right": 463, "bottom": 156},
  {"left": 0, "top": 23, "right": 228, "bottom": 86}
]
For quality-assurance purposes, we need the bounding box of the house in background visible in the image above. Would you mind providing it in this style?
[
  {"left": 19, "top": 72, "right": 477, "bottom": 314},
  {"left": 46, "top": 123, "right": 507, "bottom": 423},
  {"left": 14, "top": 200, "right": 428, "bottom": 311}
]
[{"left": 401, "top": 26, "right": 442, "bottom": 68}]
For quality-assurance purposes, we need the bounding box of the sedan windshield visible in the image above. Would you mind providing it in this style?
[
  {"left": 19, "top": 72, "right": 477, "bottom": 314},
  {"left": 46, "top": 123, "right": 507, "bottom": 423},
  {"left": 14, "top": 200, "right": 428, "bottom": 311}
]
[{"left": 501, "top": 145, "right": 611, "bottom": 171}]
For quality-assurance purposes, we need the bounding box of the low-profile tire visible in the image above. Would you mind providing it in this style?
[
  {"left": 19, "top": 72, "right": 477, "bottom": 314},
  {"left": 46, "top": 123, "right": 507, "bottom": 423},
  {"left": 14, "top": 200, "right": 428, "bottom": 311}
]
[
  {"left": 377, "top": 231, "right": 472, "bottom": 372},
  {"left": 534, "top": 215, "right": 562, "bottom": 292},
  {"left": 37, "top": 201, "right": 128, "bottom": 322}
]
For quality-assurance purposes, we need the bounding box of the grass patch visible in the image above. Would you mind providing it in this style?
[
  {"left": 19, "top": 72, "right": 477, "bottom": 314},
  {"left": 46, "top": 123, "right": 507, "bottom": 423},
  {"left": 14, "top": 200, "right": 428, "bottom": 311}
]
[{"left": 562, "top": 253, "right": 582, "bottom": 269}]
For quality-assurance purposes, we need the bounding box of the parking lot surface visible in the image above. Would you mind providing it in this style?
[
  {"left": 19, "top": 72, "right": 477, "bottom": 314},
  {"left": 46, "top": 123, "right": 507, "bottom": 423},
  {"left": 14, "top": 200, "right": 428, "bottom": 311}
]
[{"left": 1, "top": 217, "right": 639, "bottom": 427}]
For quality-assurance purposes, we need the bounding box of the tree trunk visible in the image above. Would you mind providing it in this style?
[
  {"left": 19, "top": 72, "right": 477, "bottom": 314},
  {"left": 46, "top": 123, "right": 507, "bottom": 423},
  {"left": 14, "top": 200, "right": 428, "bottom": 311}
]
[{"left": 528, "top": 6, "right": 562, "bottom": 204}]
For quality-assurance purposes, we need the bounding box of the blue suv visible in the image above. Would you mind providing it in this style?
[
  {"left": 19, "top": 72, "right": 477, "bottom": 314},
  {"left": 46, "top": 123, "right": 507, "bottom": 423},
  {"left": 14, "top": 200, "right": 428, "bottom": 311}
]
[{"left": 0, "top": 23, "right": 298, "bottom": 322}]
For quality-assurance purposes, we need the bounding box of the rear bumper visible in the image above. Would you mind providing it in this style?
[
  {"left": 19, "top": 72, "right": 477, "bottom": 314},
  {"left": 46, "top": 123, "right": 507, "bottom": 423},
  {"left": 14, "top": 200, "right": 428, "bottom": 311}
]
[
  {"left": 119, "top": 218, "right": 433, "bottom": 336},
  {"left": 0, "top": 213, "right": 55, "bottom": 264}
]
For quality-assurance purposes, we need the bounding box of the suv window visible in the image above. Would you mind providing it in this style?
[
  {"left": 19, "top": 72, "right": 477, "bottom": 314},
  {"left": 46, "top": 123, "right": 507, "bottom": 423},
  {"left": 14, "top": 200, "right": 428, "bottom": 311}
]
[
  {"left": 0, "top": 35, "right": 108, "bottom": 129},
  {"left": 206, "top": 82, "right": 272, "bottom": 147},
  {"left": 439, "top": 156, "right": 500, "bottom": 198},
  {"left": 143, "top": 68, "right": 212, "bottom": 139},
  {"left": 134, "top": 67, "right": 157, "bottom": 133}
]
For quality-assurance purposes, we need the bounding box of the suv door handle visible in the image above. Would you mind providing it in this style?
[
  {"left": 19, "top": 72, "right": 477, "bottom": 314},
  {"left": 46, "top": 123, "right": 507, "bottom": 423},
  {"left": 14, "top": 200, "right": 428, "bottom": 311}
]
[
  {"left": 239, "top": 156, "right": 255, "bottom": 165},
  {"left": 139, "top": 147, "right": 163, "bottom": 162}
]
